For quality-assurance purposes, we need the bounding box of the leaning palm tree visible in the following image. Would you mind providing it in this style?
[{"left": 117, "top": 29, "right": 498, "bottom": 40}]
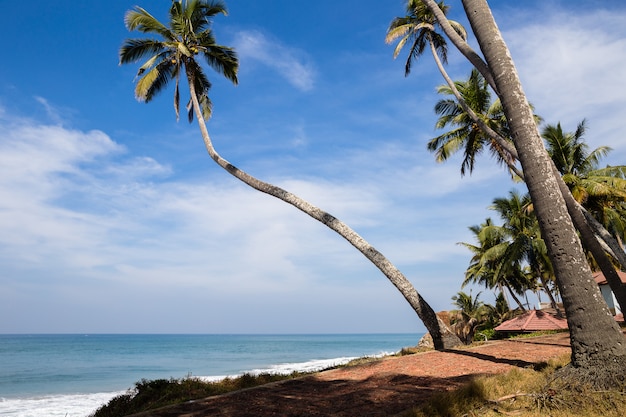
[
  {"left": 420, "top": 0, "right": 626, "bottom": 382},
  {"left": 119, "top": 0, "right": 461, "bottom": 349}
]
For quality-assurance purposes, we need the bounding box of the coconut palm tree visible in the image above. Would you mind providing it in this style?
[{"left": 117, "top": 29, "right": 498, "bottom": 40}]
[
  {"left": 416, "top": 2, "right": 626, "bottom": 378},
  {"left": 385, "top": 0, "right": 465, "bottom": 77},
  {"left": 543, "top": 121, "right": 626, "bottom": 312},
  {"left": 428, "top": 69, "right": 517, "bottom": 176},
  {"left": 459, "top": 218, "right": 529, "bottom": 311},
  {"left": 119, "top": 0, "right": 461, "bottom": 349},
  {"left": 450, "top": 290, "right": 488, "bottom": 344},
  {"left": 490, "top": 191, "right": 562, "bottom": 316},
  {"left": 543, "top": 121, "right": 626, "bottom": 229}
]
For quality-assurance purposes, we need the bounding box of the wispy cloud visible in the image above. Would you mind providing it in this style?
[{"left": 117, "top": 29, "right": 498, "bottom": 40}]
[
  {"left": 233, "top": 30, "right": 316, "bottom": 91},
  {"left": 503, "top": 8, "right": 626, "bottom": 156}
]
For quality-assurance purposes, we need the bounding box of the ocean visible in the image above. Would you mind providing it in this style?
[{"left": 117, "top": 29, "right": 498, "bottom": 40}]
[{"left": 0, "top": 333, "right": 422, "bottom": 417}]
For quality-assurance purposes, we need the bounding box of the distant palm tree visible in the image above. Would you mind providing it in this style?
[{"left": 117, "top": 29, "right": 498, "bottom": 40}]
[
  {"left": 450, "top": 290, "right": 488, "bottom": 344},
  {"left": 120, "top": 0, "right": 461, "bottom": 349},
  {"left": 460, "top": 218, "right": 529, "bottom": 311},
  {"left": 491, "top": 191, "right": 562, "bottom": 316}
]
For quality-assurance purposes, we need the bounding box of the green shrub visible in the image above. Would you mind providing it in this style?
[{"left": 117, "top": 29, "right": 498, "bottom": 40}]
[{"left": 90, "top": 372, "right": 304, "bottom": 417}]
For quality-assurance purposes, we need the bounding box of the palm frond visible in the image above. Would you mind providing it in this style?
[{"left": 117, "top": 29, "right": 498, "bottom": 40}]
[
  {"left": 135, "top": 61, "right": 175, "bottom": 103},
  {"left": 125, "top": 7, "right": 172, "bottom": 39},
  {"left": 385, "top": 21, "right": 411, "bottom": 44},
  {"left": 119, "top": 39, "right": 166, "bottom": 64},
  {"left": 201, "top": 42, "right": 239, "bottom": 84}
]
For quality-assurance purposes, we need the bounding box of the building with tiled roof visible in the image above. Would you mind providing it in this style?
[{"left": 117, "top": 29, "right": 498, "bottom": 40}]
[{"left": 495, "top": 309, "right": 568, "bottom": 334}]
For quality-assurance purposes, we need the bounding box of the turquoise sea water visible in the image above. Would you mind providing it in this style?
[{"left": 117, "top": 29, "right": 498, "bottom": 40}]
[{"left": 0, "top": 333, "right": 422, "bottom": 417}]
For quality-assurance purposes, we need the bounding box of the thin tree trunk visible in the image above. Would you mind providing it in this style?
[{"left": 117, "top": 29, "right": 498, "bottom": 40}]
[
  {"left": 420, "top": 0, "right": 499, "bottom": 95},
  {"left": 459, "top": 0, "right": 626, "bottom": 374},
  {"left": 428, "top": 38, "right": 522, "bottom": 178},
  {"left": 537, "top": 271, "right": 562, "bottom": 317},
  {"left": 185, "top": 72, "right": 462, "bottom": 350},
  {"left": 504, "top": 283, "right": 526, "bottom": 312}
]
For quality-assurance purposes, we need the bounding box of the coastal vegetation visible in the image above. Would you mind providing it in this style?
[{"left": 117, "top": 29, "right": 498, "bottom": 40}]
[{"left": 89, "top": 372, "right": 307, "bottom": 417}]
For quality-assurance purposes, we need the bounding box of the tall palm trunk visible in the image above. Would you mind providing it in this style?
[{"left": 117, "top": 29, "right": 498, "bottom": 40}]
[
  {"left": 185, "top": 70, "right": 461, "bottom": 350},
  {"left": 459, "top": 0, "right": 626, "bottom": 375},
  {"left": 424, "top": 0, "right": 626, "bottom": 316}
]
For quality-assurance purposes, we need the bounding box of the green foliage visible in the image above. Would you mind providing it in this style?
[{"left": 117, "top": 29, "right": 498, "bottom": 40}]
[
  {"left": 119, "top": 0, "right": 238, "bottom": 122},
  {"left": 89, "top": 372, "right": 304, "bottom": 417}
]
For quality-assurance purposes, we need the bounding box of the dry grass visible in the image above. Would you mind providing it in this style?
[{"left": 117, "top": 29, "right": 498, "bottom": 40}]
[{"left": 400, "top": 354, "right": 626, "bottom": 417}]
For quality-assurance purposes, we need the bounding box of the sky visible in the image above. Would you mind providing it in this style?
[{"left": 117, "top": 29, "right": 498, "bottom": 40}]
[{"left": 1, "top": 0, "right": 625, "bottom": 334}]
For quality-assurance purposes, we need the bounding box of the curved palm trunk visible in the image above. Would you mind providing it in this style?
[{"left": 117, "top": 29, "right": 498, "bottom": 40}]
[
  {"left": 185, "top": 73, "right": 461, "bottom": 350},
  {"left": 460, "top": 0, "right": 626, "bottom": 374}
]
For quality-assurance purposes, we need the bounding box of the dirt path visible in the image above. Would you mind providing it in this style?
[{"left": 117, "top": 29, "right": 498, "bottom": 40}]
[{"left": 129, "top": 333, "right": 572, "bottom": 417}]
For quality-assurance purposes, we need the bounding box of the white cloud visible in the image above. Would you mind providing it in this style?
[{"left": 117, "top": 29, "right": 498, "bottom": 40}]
[
  {"left": 233, "top": 30, "right": 316, "bottom": 91},
  {"left": 503, "top": 8, "right": 626, "bottom": 157},
  {"left": 0, "top": 112, "right": 487, "bottom": 316}
]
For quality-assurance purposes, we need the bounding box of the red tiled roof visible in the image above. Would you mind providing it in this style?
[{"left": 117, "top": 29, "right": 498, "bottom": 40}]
[
  {"left": 593, "top": 270, "right": 626, "bottom": 285},
  {"left": 495, "top": 309, "right": 568, "bottom": 332}
]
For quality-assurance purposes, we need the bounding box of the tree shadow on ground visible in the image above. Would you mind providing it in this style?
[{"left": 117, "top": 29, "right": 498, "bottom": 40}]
[
  {"left": 126, "top": 373, "right": 479, "bottom": 417},
  {"left": 442, "top": 348, "right": 538, "bottom": 369}
]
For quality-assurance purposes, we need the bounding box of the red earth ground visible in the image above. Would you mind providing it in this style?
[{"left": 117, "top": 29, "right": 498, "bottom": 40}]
[{"left": 128, "top": 332, "right": 578, "bottom": 417}]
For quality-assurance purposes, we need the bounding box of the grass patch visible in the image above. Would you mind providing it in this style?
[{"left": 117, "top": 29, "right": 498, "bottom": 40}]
[
  {"left": 399, "top": 353, "right": 626, "bottom": 417},
  {"left": 89, "top": 371, "right": 306, "bottom": 417},
  {"left": 508, "top": 329, "right": 568, "bottom": 339}
]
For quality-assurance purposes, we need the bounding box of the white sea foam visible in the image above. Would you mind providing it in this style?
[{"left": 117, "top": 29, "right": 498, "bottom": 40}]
[
  {"left": 0, "top": 391, "right": 124, "bottom": 417},
  {"left": 0, "top": 354, "right": 398, "bottom": 417},
  {"left": 198, "top": 351, "right": 395, "bottom": 382}
]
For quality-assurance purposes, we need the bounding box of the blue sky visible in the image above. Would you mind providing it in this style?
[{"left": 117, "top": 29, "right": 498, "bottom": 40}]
[{"left": 1, "top": 1, "right": 625, "bottom": 334}]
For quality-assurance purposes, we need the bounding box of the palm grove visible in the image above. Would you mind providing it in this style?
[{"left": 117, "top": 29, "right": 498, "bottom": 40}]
[{"left": 120, "top": 0, "right": 626, "bottom": 387}]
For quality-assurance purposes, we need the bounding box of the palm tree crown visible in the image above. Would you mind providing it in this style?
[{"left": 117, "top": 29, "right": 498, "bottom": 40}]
[
  {"left": 386, "top": 0, "right": 466, "bottom": 76},
  {"left": 119, "top": 0, "right": 238, "bottom": 121},
  {"left": 543, "top": 120, "right": 626, "bottom": 245},
  {"left": 428, "top": 69, "right": 511, "bottom": 175}
]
